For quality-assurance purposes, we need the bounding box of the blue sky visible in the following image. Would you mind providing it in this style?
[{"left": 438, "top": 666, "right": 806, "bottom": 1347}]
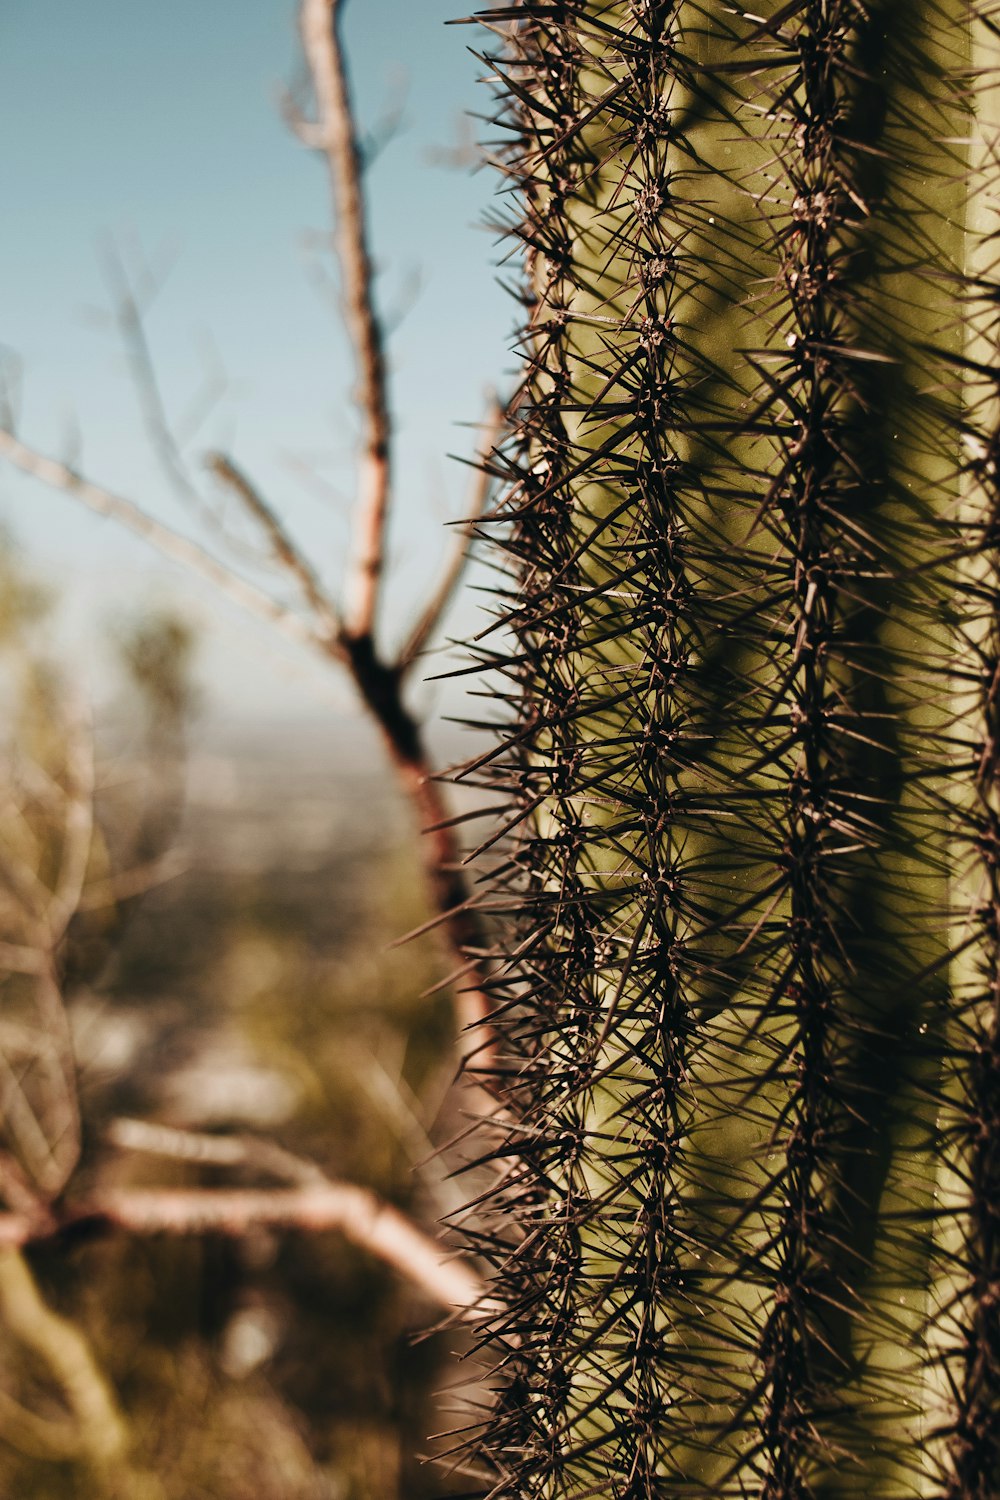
[{"left": 0, "top": 0, "right": 513, "bottom": 726}]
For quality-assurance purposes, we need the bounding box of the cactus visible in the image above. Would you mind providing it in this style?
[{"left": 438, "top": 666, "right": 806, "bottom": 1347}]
[{"left": 460, "top": 3, "right": 1000, "bottom": 1496}]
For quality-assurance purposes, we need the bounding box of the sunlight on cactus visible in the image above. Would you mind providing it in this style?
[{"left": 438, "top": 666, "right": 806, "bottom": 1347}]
[{"left": 459, "top": 4, "right": 1000, "bottom": 1495}]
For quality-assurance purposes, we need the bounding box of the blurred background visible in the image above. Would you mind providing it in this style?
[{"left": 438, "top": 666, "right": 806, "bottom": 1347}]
[{"left": 0, "top": 1, "right": 511, "bottom": 1494}]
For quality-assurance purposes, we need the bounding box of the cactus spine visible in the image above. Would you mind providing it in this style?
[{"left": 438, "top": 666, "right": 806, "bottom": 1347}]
[{"left": 462, "top": 2, "right": 1000, "bottom": 1496}]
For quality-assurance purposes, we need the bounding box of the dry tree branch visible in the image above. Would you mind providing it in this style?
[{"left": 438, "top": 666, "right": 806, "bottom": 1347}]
[
  {"left": 0, "top": 1117, "right": 491, "bottom": 1322},
  {"left": 98, "top": 239, "right": 201, "bottom": 514},
  {"left": 196, "top": 460, "right": 499, "bottom": 1054},
  {"left": 0, "top": 1187, "right": 488, "bottom": 1323},
  {"left": 299, "top": 0, "right": 392, "bottom": 638},
  {"left": 0, "top": 430, "right": 322, "bottom": 656},
  {"left": 99, "top": 241, "right": 263, "bottom": 578},
  {"left": 0, "top": 0, "right": 506, "bottom": 1085},
  {"left": 102, "top": 1117, "right": 489, "bottom": 1315},
  {"left": 398, "top": 396, "right": 503, "bottom": 674},
  {"left": 23, "top": 969, "right": 80, "bottom": 1192},
  {"left": 0, "top": 707, "right": 99, "bottom": 1198},
  {"left": 106, "top": 1116, "right": 328, "bottom": 1186},
  {"left": 0, "top": 423, "right": 500, "bottom": 1063},
  {"left": 205, "top": 452, "right": 344, "bottom": 646},
  {"left": 0, "top": 1048, "right": 71, "bottom": 1199},
  {"left": 94, "top": 1187, "right": 487, "bottom": 1316}
]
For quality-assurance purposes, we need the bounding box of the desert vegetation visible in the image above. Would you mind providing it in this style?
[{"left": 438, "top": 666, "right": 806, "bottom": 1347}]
[{"left": 5, "top": 2, "right": 1000, "bottom": 1498}]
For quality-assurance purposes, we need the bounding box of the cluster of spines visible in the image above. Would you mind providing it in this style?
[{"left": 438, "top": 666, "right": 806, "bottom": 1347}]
[
  {"left": 731, "top": 3, "right": 975, "bottom": 1492},
  {"left": 461, "top": 6, "right": 722, "bottom": 1493},
  {"left": 454, "top": 3, "right": 996, "bottom": 1498},
  {"left": 741, "top": 6, "right": 864, "bottom": 1491}
]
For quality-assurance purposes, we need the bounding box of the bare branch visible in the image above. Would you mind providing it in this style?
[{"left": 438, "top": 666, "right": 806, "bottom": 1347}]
[
  {"left": 0, "top": 430, "right": 322, "bottom": 656},
  {"left": 299, "top": 0, "right": 392, "bottom": 638},
  {"left": 106, "top": 1117, "right": 327, "bottom": 1188},
  {"left": 104, "top": 1116, "right": 491, "bottom": 1314},
  {"left": 380, "top": 756, "right": 496, "bottom": 1057},
  {"left": 398, "top": 396, "right": 503, "bottom": 673},
  {"left": 0, "top": 426, "right": 502, "bottom": 1077},
  {"left": 23, "top": 969, "right": 81, "bottom": 1192},
  {"left": 0, "top": 1183, "right": 490, "bottom": 1320},
  {"left": 0, "top": 1, "right": 506, "bottom": 1088},
  {"left": 0, "top": 711, "right": 92, "bottom": 1196},
  {"left": 99, "top": 239, "right": 203, "bottom": 514},
  {"left": 105, "top": 1187, "right": 488, "bottom": 1315},
  {"left": 206, "top": 452, "right": 344, "bottom": 648}
]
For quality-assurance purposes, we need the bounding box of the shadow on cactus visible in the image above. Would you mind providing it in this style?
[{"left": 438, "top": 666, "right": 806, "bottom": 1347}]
[{"left": 455, "top": 3, "right": 1000, "bottom": 1496}]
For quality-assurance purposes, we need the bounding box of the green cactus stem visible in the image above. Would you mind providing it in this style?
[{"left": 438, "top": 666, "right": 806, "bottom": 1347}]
[{"left": 455, "top": 3, "right": 998, "bottom": 1497}]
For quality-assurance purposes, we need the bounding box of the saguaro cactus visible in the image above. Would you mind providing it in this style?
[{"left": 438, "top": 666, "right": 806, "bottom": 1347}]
[{"left": 462, "top": 3, "right": 1000, "bottom": 1496}]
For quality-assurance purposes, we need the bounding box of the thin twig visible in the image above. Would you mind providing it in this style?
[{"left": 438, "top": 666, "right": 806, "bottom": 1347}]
[
  {"left": 206, "top": 452, "right": 344, "bottom": 648},
  {"left": 299, "top": 0, "right": 392, "bottom": 637},
  {"left": 99, "top": 239, "right": 203, "bottom": 513},
  {"left": 0, "top": 1047, "right": 66, "bottom": 1191},
  {"left": 0, "top": 715, "right": 91, "bottom": 1194},
  {"left": 25, "top": 968, "right": 81, "bottom": 1193},
  {"left": 0, "top": 430, "right": 321, "bottom": 656},
  {"left": 398, "top": 396, "right": 503, "bottom": 673},
  {"left": 106, "top": 1117, "right": 327, "bottom": 1187},
  {"left": 105, "top": 1118, "right": 490, "bottom": 1312},
  {"left": 102, "top": 1187, "right": 488, "bottom": 1315}
]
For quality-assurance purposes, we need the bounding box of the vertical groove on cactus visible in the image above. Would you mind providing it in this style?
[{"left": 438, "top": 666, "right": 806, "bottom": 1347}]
[
  {"left": 740, "top": 6, "right": 968, "bottom": 1494},
  {"left": 457, "top": 3, "right": 993, "bottom": 1498},
  {"left": 943, "top": 16, "right": 1000, "bottom": 1492}
]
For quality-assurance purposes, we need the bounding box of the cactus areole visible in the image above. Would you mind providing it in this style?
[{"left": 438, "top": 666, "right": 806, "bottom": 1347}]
[{"left": 459, "top": 2, "right": 1000, "bottom": 1496}]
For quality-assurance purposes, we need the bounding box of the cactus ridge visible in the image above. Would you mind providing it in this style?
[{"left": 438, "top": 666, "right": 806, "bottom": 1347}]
[
  {"left": 943, "top": 40, "right": 1000, "bottom": 1485},
  {"left": 452, "top": 3, "right": 1000, "bottom": 1497}
]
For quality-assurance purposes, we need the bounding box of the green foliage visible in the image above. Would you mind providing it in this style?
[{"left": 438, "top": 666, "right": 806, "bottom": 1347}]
[{"left": 463, "top": 3, "right": 1000, "bottom": 1496}]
